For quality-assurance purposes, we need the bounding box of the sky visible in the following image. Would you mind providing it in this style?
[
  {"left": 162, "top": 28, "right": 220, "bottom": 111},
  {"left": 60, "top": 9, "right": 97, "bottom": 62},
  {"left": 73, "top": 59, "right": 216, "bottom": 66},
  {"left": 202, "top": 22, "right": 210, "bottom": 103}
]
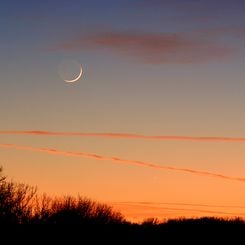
[{"left": 1, "top": 0, "right": 245, "bottom": 222}]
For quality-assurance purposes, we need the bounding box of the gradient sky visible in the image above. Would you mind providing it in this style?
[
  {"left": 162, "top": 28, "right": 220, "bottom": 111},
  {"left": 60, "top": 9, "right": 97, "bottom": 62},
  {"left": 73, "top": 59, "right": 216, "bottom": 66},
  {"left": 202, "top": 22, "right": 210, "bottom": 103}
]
[{"left": 1, "top": 0, "right": 245, "bottom": 222}]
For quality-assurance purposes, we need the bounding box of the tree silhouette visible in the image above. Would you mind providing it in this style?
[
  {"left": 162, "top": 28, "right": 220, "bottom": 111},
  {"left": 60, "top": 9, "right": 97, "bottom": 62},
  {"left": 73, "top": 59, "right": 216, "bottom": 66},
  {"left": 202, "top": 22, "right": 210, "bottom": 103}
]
[
  {"left": 1, "top": 165, "right": 245, "bottom": 243},
  {"left": 0, "top": 167, "right": 36, "bottom": 224},
  {"left": 0, "top": 167, "right": 124, "bottom": 225}
]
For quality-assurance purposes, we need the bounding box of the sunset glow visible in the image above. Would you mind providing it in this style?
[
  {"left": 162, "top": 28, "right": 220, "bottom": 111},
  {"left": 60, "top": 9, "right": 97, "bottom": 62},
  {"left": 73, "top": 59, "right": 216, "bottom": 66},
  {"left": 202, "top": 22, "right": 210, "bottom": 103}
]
[{"left": 1, "top": 0, "right": 245, "bottom": 222}]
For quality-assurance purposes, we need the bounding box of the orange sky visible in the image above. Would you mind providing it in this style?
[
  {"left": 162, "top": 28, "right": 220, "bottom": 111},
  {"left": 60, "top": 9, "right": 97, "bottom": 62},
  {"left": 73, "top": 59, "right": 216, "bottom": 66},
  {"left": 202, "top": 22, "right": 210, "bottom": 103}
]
[{"left": 1, "top": 132, "right": 245, "bottom": 222}]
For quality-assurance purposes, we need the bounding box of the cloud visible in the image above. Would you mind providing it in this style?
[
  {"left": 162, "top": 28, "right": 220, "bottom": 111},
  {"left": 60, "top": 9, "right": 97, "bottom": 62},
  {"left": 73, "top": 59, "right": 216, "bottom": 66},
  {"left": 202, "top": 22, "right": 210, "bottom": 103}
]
[
  {"left": 114, "top": 201, "right": 245, "bottom": 209},
  {"left": 1, "top": 143, "right": 245, "bottom": 183},
  {"left": 50, "top": 30, "right": 232, "bottom": 64},
  {"left": 111, "top": 202, "right": 245, "bottom": 217},
  {"left": 2, "top": 130, "right": 245, "bottom": 143}
]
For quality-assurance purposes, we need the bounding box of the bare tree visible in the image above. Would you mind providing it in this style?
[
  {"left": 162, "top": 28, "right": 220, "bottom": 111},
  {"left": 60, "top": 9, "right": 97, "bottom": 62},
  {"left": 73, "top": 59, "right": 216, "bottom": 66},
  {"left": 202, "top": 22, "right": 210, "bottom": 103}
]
[{"left": 0, "top": 167, "right": 37, "bottom": 224}]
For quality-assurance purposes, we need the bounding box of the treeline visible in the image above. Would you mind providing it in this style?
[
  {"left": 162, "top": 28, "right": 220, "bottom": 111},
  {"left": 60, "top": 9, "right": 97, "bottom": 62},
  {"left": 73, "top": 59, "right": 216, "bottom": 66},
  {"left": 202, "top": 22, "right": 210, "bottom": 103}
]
[
  {"left": 0, "top": 167, "right": 125, "bottom": 225},
  {"left": 1, "top": 167, "right": 245, "bottom": 242},
  {"left": 1, "top": 166, "right": 245, "bottom": 227}
]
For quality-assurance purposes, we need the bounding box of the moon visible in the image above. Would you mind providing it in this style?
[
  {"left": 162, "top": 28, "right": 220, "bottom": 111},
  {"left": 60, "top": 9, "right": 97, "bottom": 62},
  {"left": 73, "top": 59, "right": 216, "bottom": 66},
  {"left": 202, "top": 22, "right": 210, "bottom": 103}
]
[
  {"left": 58, "top": 60, "right": 83, "bottom": 83},
  {"left": 64, "top": 66, "right": 83, "bottom": 83}
]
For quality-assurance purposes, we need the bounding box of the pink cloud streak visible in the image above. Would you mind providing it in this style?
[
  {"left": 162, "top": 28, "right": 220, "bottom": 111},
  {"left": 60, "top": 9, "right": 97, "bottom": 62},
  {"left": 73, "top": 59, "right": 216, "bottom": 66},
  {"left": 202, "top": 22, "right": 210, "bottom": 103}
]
[{"left": 50, "top": 31, "right": 231, "bottom": 64}]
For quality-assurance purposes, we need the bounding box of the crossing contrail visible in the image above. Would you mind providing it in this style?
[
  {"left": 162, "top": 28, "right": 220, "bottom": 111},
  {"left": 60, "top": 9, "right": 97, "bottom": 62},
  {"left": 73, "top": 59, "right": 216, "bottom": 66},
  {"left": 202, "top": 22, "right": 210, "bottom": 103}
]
[{"left": 1, "top": 143, "right": 245, "bottom": 183}]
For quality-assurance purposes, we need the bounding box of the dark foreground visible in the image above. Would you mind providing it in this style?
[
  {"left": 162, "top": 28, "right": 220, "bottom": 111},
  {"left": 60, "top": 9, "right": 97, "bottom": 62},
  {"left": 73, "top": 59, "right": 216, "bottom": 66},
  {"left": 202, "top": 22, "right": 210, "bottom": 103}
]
[
  {"left": 3, "top": 218, "right": 245, "bottom": 243},
  {"left": 1, "top": 168, "right": 244, "bottom": 243}
]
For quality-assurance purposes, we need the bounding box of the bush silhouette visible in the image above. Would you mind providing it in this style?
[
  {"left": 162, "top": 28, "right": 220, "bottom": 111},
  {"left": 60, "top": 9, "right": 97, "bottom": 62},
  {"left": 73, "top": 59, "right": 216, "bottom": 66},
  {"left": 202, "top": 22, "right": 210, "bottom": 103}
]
[
  {"left": 33, "top": 195, "right": 125, "bottom": 225},
  {"left": 142, "top": 217, "right": 160, "bottom": 226}
]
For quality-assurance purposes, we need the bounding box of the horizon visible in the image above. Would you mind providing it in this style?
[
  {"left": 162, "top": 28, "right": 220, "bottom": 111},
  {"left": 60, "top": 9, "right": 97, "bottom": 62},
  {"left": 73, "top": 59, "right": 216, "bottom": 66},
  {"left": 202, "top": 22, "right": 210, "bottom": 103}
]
[{"left": 1, "top": 0, "right": 245, "bottom": 223}]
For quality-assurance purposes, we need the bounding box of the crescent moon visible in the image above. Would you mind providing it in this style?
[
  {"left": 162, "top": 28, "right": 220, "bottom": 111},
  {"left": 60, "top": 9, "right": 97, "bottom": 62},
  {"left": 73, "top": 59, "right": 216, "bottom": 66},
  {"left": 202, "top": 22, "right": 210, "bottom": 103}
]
[{"left": 64, "top": 66, "right": 83, "bottom": 83}]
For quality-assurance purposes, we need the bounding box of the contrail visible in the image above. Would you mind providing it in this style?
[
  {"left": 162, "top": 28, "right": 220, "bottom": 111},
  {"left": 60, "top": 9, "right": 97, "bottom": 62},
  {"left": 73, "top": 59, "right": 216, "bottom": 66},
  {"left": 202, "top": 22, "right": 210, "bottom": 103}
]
[
  {"left": 113, "top": 201, "right": 245, "bottom": 209},
  {"left": 1, "top": 130, "right": 245, "bottom": 143},
  {"left": 110, "top": 203, "right": 245, "bottom": 217},
  {"left": 1, "top": 143, "right": 245, "bottom": 183}
]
